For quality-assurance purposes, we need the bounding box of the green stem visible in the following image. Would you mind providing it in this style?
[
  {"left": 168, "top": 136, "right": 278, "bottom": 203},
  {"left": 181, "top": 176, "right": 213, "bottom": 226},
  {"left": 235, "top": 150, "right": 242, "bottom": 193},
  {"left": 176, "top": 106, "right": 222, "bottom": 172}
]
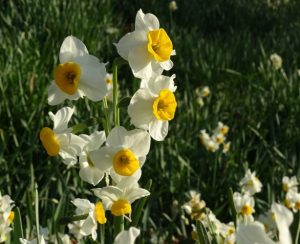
[
  {"left": 293, "top": 211, "right": 300, "bottom": 244},
  {"left": 100, "top": 223, "right": 105, "bottom": 244},
  {"left": 113, "top": 216, "right": 124, "bottom": 237},
  {"left": 35, "top": 184, "right": 40, "bottom": 244},
  {"left": 102, "top": 97, "right": 110, "bottom": 136},
  {"left": 112, "top": 61, "right": 119, "bottom": 127}
]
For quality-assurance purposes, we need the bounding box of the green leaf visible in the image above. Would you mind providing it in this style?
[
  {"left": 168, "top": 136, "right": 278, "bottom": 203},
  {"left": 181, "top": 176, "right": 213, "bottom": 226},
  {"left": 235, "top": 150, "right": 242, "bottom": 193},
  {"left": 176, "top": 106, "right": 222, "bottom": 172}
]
[
  {"left": 196, "top": 220, "right": 211, "bottom": 244},
  {"left": 12, "top": 207, "right": 24, "bottom": 244}
]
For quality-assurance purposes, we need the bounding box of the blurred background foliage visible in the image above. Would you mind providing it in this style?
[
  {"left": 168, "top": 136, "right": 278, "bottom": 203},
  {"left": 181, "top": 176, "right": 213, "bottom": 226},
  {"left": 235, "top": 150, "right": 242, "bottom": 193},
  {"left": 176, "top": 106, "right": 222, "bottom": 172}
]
[{"left": 1, "top": 0, "right": 300, "bottom": 242}]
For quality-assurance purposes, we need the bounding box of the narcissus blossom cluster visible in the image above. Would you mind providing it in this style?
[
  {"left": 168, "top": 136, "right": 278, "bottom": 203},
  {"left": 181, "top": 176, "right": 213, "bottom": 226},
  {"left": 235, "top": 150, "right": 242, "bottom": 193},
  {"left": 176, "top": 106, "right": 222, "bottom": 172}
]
[
  {"left": 36, "top": 9, "right": 177, "bottom": 243},
  {"left": 180, "top": 170, "right": 297, "bottom": 244},
  {"left": 0, "top": 192, "right": 14, "bottom": 243}
]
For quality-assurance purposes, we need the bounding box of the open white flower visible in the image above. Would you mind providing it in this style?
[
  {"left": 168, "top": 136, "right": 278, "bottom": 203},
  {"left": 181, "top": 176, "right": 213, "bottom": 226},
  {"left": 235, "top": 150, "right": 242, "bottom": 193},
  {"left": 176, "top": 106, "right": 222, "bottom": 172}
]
[
  {"left": 115, "top": 9, "right": 175, "bottom": 79},
  {"left": 114, "top": 227, "right": 140, "bottom": 244},
  {"left": 93, "top": 171, "right": 150, "bottom": 218},
  {"left": 48, "top": 36, "right": 107, "bottom": 105},
  {"left": 90, "top": 126, "right": 151, "bottom": 177},
  {"left": 282, "top": 176, "right": 298, "bottom": 193},
  {"left": 39, "top": 107, "right": 85, "bottom": 166},
  {"left": 239, "top": 169, "right": 263, "bottom": 195},
  {"left": 233, "top": 192, "right": 255, "bottom": 219},
  {"left": 128, "top": 75, "right": 177, "bottom": 141},
  {"left": 78, "top": 131, "right": 106, "bottom": 185},
  {"left": 71, "top": 198, "right": 106, "bottom": 240},
  {"left": 286, "top": 191, "right": 300, "bottom": 212}
]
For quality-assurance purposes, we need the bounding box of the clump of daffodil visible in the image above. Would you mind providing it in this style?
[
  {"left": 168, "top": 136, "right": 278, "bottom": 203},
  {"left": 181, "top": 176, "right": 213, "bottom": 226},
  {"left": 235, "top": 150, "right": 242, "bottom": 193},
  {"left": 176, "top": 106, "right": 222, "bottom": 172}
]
[
  {"left": 195, "top": 86, "right": 210, "bottom": 107},
  {"left": 128, "top": 74, "right": 177, "bottom": 141},
  {"left": 182, "top": 191, "right": 206, "bottom": 221},
  {"left": 93, "top": 170, "right": 150, "bottom": 220},
  {"left": 282, "top": 175, "right": 300, "bottom": 212},
  {"left": 239, "top": 169, "right": 263, "bottom": 196},
  {"left": 89, "top": 126, "right": 151, "bottom": 177},
  {"left": 199, "top": 122, "right": 230, "bottom": 153},
  {"left": 39, "top": 107, "right": 85, "bottom": 166},
  {"left": 78, "top": 131, "right": 107, "bottom": 186},
  {"left": 48, "top": 36, "right": 107, "bottom": 105},
  {"left": 0, "top": 192, "right": 15, "bottom": 243},
  {"left": 115, "top": 9, "right": 175, "bottom": 79},
  {"left": 70, "top": 198, "right": 107, "bottom": 240}
]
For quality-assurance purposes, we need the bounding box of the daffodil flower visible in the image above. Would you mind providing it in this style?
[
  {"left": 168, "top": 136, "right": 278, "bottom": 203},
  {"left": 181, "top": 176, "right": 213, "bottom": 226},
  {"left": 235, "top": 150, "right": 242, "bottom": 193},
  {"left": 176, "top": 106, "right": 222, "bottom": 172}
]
[
  {"left": 239, "top": 169, "right": 263, "bottom": 195},
  {"left": 128, "top": 75, "right": 177, "bottom": 141},
  {"left": 282, "top": 176, "right": 298, "bottom": 193},
  {"left": 89, "top": 126, "right": 151, "bottom": 177},
  {"left": 115, "top": 9, "right": 175, "bottom": 79},
  {"left": 93, "top": 171, "right": 150, "bottom": 219},
  {"left": 114, "top": 227, "right": 140, "bottom": 244},
  {"left": 233, "top": 192, "right": 255, "bottom": 220},
  {"left": 78, "top": 131, "right": 107, "bottom": 186},
  {"left": 39, "top": 107, "right": 85, "bottom": 166},
  {"left": 48, "top": 36, "right": 107, "bottom": 105},
  {"left": 0, "top": 192, "right": 14, "bottom": 242},
  {"left": 71, "top": 198, "right": 107, "bottom": 240}
]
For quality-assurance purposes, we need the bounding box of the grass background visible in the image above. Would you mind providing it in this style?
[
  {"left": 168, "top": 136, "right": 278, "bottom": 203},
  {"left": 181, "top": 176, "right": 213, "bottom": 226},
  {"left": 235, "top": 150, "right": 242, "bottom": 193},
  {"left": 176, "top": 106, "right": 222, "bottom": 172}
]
[{"left": 1, "top": 0, "right": 300, "bottom": 242}]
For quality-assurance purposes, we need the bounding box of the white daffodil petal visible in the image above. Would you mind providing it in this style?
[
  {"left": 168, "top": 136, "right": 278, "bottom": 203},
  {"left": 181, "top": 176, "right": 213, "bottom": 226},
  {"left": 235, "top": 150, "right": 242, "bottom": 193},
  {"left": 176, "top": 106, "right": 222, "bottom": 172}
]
[
  {"left": 128, "top": 89, "right": 155, "bottom": 128},
  {"left": 271, "top": 203, "right": 293, "bottom": 244},
  {"left": 114, "top": 227, "right": 140, "bottom": 244},
  {"left": 86, "top": 131, "right": 106, "bottom": 151},
  {"left": 126, "top": 130, "right": 151, "bottom": 157},
  {"left": 160, "top": 59, "right": 173, "bottom": 71},
  {"left": 149, "top": 120, "right": 169, "bottom": 141},
  {"left": 89, "top": 147, "right": 115, "bottom": 171},
  {"left": 79, "top": 163, "right": 105, "bottom": 186},
  {"left": 135, "top": 9, "right": 159, "bottom": 31},
  {"left": 72, "top": 198, "right": 94, "bottom": 214},
  {"left": 236, "top": 222, "right": 275, "bottom": 244},
  {"left": 113, "top": 169, "right": 142, "bottom": 188},
  {"left": 76, "top": 56, "right": 108, "bottom": 101},
  {"left": 128, "top": 46, "right": 154, "bottom": 80},
  {"left": 47, "top": 82, "right": 80, "bottom": 105},
  {"left": 51, "top": 107, "right": 75, "bottom": 133},
  {"left": 106, "top": 126, "right": 128, "bottom": 147},
  {"left": 81, "top": 215, "right": 97, "bottom": 240},
  {"left": 115, "top": 31, "right": 147, "bottom": 60},
  {"left": 125, "top": 187, "right": 150, "bottom": 204},
  {"left": 59, "top": 36, "right": 89, "bottom": 63}
]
